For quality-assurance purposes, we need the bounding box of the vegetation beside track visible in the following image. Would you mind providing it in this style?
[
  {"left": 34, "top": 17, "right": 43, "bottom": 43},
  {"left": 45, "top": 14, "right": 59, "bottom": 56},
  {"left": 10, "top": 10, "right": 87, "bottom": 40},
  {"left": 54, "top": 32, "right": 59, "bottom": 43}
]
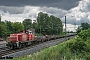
[{"left": 13, "top": 28, "right": 90, "bottom": 60}]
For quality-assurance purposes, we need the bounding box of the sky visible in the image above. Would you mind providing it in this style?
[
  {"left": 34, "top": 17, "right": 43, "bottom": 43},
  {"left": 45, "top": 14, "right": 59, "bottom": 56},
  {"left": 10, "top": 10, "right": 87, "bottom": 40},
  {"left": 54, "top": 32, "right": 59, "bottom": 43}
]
[{"left": 0, "top": 0, "right": 90, "bottom": 31}]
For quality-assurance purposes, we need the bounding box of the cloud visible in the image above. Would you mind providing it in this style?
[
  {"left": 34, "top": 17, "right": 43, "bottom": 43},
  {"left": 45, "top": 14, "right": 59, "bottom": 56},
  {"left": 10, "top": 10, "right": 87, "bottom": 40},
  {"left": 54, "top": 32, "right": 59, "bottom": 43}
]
[
  {"left": 0, "top": 0, "right": 81, "bottom": 10},
  {"left": 0, "top": 6, "right": 24, "bottom": 14},
  {"left": 0, "top": 6, "right": 67, "bottom": 22},
  {"left": 0, "top": 6, "right": 39, "bottom": 22},
  {"left": 40, "top": 7, "right": 67, "bottom": 17},
  {"left": 61, "top": 0, "right": 90, "bottom": 25},
  {"left": 1, "top": 0, "right": 90, "bottom": 25},
  {"left": 0, "top": 0, "right": 90, "bottom": 32}
]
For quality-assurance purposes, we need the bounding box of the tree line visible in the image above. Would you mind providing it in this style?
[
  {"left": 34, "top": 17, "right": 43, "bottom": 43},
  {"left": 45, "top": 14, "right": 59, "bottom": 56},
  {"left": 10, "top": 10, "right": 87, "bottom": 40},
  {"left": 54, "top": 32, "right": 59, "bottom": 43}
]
[
  {"left": 0, "top": 12, "right": 63, "bottom": 38},
  {"left": 77, "top": 22, "right": 90, "bottom": 33}
]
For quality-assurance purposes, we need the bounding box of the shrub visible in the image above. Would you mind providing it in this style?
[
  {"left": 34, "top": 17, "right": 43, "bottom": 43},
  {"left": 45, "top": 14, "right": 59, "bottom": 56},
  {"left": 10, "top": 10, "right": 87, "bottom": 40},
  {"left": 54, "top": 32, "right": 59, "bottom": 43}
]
[
  {"left": 84, "top": 53, "right": 90, "bottom": 60},
  {"left": 68, "top": 39, "right": 86, "bottom": 53},
  {"left": 78, "top": 28, "right": 90, "bottom": 41}
]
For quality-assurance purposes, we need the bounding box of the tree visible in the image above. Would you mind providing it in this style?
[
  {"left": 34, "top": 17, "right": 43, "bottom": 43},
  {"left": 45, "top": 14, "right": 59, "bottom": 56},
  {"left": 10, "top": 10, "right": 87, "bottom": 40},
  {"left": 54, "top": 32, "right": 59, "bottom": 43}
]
[
  {"left": 37, "top": 12, "right": 50, "bottom": 35},
  {"left": 81, "top": 22, "right": 90, "bottom": 30},
  {"left": 23, "top": 19, "right": 32, "bottom": 30},
  {"left": 37, "top": 12, "right": 63, "bottom": 35},
  {"left": 5, "top": 20, "right": 13, "bottom": 35},
  {"left": 78, "top": 28, "right": 90, "bottom": 41},
  {"left": 12, "top": 22, "right": 24, "bottom": 33},
  {"left": 76, "top": 26, "right": 82, "bottom": 33},
  {"left": 77, "top": 22, "right": 90, "bottom": 33},
  {"left": 0, "top": 22, "right": 7, "bottom": 37},
  {"left": 48, "top": 15, "right": 63, "bottom": 35}
]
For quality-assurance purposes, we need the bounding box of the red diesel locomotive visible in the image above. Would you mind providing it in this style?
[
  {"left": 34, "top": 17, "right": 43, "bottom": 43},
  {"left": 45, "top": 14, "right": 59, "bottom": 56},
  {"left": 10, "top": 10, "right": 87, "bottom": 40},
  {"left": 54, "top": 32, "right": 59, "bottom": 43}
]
[{"left": 6, "top": 30, "right": 35, "bottom": 49}]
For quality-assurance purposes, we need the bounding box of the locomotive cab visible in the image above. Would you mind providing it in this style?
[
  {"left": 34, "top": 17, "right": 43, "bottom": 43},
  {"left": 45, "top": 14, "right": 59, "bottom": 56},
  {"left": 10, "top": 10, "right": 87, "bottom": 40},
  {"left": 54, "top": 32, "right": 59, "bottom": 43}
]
[{"left": 28, "top": 31, "right": 34, "bottom": 40}]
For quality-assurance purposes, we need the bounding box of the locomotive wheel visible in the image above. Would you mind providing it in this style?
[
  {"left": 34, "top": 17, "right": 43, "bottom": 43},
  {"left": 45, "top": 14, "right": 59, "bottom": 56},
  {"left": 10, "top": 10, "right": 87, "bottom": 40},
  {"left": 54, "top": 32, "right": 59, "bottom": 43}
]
[
  {"left": 9, "top": 45, "right": 14, "bottom": 50},
  {"left": 25, "top": 42, "right": 28, "bottom": 47},
  {"left": 19, "top": 43, "right": 22, "bottom": 48}
]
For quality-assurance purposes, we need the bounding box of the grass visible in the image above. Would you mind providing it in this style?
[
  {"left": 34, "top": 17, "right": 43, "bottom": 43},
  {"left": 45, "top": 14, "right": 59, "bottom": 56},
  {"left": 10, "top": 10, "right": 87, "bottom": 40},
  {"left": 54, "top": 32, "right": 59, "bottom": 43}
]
[
  {"left": 13, "top": 36, "right": 86, "bottom": 60},
  {"left": 13, "top": 35, "right": 90, "bottom": 60}
]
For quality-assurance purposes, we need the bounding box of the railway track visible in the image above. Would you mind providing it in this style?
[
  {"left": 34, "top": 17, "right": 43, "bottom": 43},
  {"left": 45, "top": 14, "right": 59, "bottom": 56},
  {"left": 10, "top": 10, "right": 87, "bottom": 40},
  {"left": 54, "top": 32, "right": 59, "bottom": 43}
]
[
  {"left": 0, "top": 47, "right": 9, "bottom": 52},
  {"left": 0, "top": 35, "right": 75, "bottom": 58},
  {"left": 0, "top": 43, "right": 6, "bottom": 48}
]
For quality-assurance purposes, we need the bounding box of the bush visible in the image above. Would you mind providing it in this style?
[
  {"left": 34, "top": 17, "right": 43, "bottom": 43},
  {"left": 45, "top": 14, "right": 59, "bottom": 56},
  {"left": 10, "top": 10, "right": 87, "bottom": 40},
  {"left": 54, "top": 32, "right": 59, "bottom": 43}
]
[
  {"left": 85, "top": 53, "right": 90, "bottom": 60},
  {"left": 78, "top": 28, "right": 90, "bottom": 41},
  {"left": 68, "top": 38, "right": 86, "bottom": 53}
]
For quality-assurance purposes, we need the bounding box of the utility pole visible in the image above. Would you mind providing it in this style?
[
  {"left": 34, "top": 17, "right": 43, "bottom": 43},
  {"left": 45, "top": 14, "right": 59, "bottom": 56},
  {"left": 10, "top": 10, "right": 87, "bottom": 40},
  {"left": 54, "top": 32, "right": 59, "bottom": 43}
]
[
  {"left": 0, "top": 15, "right": 1, "bottom": 22},
  {"left": 65, "top": 16, "right": 67, "bottom": 40},
  {"left": 74, "top": 23, "right": 76, "bottom": 32}
]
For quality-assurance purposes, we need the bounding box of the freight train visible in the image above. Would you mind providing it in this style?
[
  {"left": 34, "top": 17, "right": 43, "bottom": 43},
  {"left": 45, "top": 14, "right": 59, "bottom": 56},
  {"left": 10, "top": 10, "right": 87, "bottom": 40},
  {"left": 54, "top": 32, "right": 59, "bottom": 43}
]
[
  {"left": 6, "top": 29, "right": 52, "bottom": 49},
  {"left": 6, "top": 29, "right": 76, "bottom": 49}
]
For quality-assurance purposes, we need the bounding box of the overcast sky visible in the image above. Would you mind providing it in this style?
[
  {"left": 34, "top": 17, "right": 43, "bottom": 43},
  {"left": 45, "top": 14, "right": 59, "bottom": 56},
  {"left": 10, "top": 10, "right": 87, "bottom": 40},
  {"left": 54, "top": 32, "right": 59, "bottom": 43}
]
[{"left": 0, "top": 0, "right": 90, "bottom": 31}]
